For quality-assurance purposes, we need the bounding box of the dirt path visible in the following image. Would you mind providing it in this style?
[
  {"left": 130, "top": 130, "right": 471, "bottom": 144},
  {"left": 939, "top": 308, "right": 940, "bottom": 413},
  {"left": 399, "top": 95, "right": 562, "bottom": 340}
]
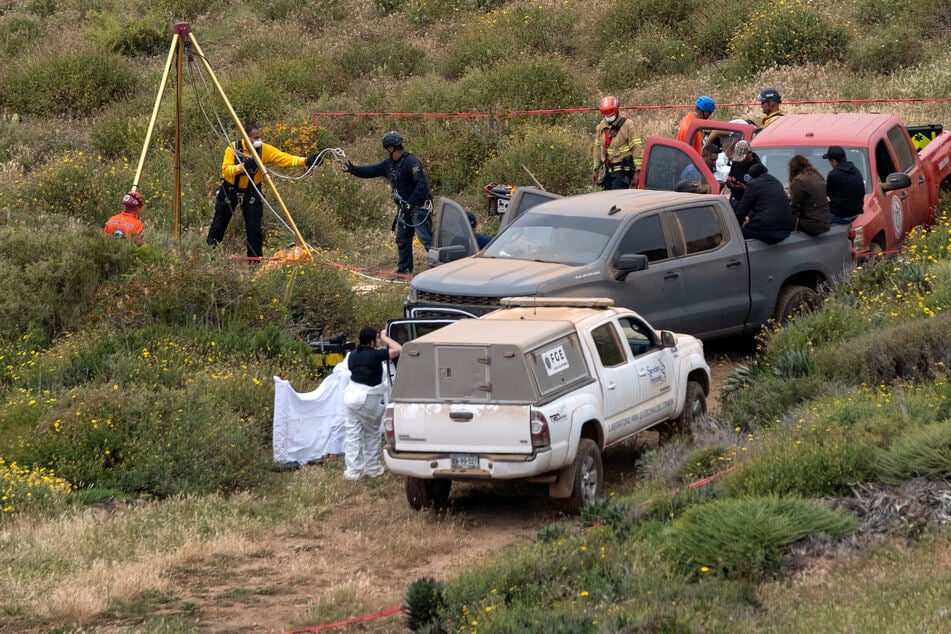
[{"left": 142, "top": 349, "right": 749, "bottom": 633}]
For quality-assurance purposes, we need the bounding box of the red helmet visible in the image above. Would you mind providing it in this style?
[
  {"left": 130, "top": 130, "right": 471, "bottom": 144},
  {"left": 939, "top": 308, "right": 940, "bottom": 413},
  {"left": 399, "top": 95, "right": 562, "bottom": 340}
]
[
  {"left": 122, "top": 191, "right": 143, "bottom": 211},
  {"left": 599, "top": 96, "right": 620, "bottom": 118}
]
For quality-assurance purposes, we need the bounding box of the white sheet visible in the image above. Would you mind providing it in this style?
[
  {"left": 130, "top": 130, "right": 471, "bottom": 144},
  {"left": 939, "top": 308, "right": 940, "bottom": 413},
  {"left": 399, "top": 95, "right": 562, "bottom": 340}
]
[{"left": 272, "top": 358, "right": 393, "bottom": 464}]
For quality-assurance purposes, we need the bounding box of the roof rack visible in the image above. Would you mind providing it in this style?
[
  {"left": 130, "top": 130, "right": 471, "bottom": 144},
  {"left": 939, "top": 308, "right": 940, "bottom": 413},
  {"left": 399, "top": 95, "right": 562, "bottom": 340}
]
[{"left": 498, "top": 297, "right": 615, "bottom": 308}]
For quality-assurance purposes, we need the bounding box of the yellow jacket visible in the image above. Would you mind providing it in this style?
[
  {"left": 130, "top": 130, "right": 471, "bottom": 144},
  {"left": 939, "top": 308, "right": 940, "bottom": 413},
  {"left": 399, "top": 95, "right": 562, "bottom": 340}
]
[
  {"left": 592, "top": 117, "right": 642, "bottom": 173},
  {"left": 221, "top": 139, "right": 307, "bottom": 189},
  {"left": 761, "top": 110, "right": 784, "bottom": 129}
]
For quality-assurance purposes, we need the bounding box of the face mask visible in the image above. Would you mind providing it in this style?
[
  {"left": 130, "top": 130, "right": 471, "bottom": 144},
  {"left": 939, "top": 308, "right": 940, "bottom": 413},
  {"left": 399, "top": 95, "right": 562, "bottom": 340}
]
[
  {"left": 604, "top": 114, "right": 617, "bottom": 124},
  {"left": 252, "top": 138, "right": 263, "bottom": 149}
]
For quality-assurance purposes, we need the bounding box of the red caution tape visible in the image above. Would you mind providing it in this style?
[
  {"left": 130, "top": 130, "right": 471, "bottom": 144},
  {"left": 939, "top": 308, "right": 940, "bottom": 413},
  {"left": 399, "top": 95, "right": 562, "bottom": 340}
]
[
  {"left": 277, "top": 605, "right": 403, "bottom": 633},
  {"left": 312, "top": 98, "right": 951, "bottom": 120}
]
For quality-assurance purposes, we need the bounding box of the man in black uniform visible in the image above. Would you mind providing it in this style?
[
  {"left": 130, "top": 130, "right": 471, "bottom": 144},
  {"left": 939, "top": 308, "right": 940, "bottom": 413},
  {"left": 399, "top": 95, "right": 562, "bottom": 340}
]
[
  {"left": 823, "top": 145, "right": 865, "bottom": 224},
  {"left": 343, "top": 131, "right": 432, "bottom": 274}
]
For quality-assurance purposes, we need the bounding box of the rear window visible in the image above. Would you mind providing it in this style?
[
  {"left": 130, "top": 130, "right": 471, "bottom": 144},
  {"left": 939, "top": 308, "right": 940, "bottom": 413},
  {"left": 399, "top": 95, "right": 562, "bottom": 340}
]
[{"left": 528, "top": 333, "right": 591, "bottom": 398}]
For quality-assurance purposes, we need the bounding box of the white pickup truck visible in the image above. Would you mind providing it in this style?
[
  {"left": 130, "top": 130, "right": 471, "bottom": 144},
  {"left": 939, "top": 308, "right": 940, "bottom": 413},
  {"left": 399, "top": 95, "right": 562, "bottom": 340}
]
[{"left": 383, "top": 297, "right": 710, "bottom": 512}]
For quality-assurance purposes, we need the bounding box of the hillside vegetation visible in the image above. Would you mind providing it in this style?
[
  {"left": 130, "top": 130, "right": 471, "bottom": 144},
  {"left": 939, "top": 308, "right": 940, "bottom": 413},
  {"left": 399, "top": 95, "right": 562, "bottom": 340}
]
[{"left": 0, "top": 0, "right": 950, "bottom": 631}]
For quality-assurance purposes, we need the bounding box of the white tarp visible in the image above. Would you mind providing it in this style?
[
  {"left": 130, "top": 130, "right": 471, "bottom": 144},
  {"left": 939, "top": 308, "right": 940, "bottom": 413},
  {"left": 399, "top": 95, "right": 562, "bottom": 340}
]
[{"left": 272, "top": 358, "right": 393, "bottom": 465}]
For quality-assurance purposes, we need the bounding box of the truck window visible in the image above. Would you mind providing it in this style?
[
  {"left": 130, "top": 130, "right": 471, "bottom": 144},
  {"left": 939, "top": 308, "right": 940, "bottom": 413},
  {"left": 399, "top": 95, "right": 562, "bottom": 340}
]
[
  {"left": 886, "top": 125, "right": 916, "bottom": 172},
  {"left": 617, "top": 316, "right": 656, "bottom": 357},
  {"left": 590, "top": 322, "right": 626, "bottom": 368},
  {"left": 874, "top": 139, "right": 897, "bottom": 183},
  {"left": 529, "top": 334, "right": 590, "bottom": 398},
  {"left": 615, "top": 214, "right": 669, "bottom": 262},
  {"left": 643, "top": 144, "right": 693, "bottom": 190},
  {"left": 671, "top": 206, "right": 725, "bottom": 255}
]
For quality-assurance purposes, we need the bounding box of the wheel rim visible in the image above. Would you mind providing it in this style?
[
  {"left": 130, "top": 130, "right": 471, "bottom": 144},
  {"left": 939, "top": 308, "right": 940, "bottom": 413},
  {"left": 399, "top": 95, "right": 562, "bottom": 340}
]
[{"left": 579, "top": 453, "right": 598, "bottom": 503}]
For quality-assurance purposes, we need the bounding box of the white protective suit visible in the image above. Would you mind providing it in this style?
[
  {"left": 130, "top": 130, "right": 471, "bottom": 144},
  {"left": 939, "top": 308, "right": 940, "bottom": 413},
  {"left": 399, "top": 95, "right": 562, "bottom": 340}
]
[{"left": 343, "top": 379, "right": 388, "bottom": 480}]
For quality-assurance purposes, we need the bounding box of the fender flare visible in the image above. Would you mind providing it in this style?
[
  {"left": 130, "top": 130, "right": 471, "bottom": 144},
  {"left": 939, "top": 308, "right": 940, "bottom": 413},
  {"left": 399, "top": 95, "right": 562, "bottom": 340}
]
[{"left": 550, "top": 405, "right": 604, "bottom": 499}]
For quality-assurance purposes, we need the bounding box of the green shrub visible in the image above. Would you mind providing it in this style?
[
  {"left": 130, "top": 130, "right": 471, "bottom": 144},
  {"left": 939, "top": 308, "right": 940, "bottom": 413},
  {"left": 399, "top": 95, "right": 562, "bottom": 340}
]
[
  {"left": 26, "top": 381, "right": 272, "bottom": 497},
  {"left": 0, "top": 223, "right": 142, "bottom": 339},
  {"left": 251, "top": 0, "right": 307, "bottom": 20},
  {"left": 478, "top": 124, "right": 590, "bottom": 196},
  {"left": 719, "top": 374, "right": 827, "bottom": 430},
  {"left": 817, "top": 312, "right": 951, "bottom": 386},
  {"left": 688, "top": 0, "right": 759, "bottom": 60},
  {"left": 597, "top": 28, "right": 698, "bottom": 90},
  {"left": 225, "top": 76, "right": 290, "bottom": 127},
  {"left": 442, "top": 34, "right": 517, "bottom": 80},
  {"left": 294, "top": 0, "right": 345, "bottom": 30},
  {"left": 0, "top": 458, "right": 72, "bottom": 519},
  {"left": 403, "top": 0, "right": 503, "bottom": 25},
  {"left": 0, "top": 51, "right": 137, "bottom": 115},
  {"left": 0, "top": 14, "right": 42, "bottom": 55},
  {"left": 854, "top": 0, "right": 915, "bottom": 26},
  {"left": 848, "top": 24, "right": 927, "bottom": 74},
  {"left": 252, "top": 263, "right": 357, "bottom": 333},
  {"left": 722, "top": 434, "right": 876, "bottom": 497},
  {"left": 677, "top": 445, "right": 731, "bottom": 481},
  {"left": 91, "top": 112, "right": 146, "bottom": 160},
  {"left": 88, "top": 12, "right": 168, "bottom": 57},
  {"left": 728, "top": 0, "right": 850, "bottom": 74},
  {"left": 264, "top": 54, "right": 341, "bottom": 99},
  {"left": 339, "top": 41, "right": 427, "bottom": 79},
  {"left": 874, "top": 421, "right": 951, "bottom": 484},
  {"left": 454, "top": 57, "right": 585, "bottom": 112},
  {"left": 662, "top": 496, "right": 858, "bottom": 580},
  {"left": 595, "top": 0, "right": 702, "bottom": 56},
  {"left": 24, "top": 0, "right": 57, "bottom": 18}
]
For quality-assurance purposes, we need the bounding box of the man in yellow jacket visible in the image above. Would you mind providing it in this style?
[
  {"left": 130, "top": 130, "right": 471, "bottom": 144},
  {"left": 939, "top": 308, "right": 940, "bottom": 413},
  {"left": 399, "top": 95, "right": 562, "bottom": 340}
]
[
  {"left": 206, "top": 123, "right": 320, "bottom": 260},
  {"left": 591, "top": 96, "right": 642, "bottom": 190}
]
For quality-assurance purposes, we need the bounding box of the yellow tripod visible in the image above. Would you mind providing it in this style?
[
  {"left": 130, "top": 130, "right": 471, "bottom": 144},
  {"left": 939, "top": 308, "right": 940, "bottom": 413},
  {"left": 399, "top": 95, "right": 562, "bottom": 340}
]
[{"left": 130, "top": 22, "right": 310, "bottom": 254}]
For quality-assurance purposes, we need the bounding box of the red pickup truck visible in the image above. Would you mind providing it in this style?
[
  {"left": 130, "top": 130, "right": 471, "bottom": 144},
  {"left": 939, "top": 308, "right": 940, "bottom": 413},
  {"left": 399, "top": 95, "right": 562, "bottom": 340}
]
[{"left": 649, "top": 114, "right": 951, "bottom": 254}]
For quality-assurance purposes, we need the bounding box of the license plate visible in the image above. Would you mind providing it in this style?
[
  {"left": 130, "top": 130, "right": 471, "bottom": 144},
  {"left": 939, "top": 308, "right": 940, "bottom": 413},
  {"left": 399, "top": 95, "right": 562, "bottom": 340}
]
[{"left": 450, "top": 453, "right": 479, "bottom": 469}]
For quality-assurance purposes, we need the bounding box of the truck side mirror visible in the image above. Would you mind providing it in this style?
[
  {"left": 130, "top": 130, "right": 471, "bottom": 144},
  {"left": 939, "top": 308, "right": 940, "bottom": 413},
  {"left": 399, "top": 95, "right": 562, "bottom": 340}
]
[
  {"left": 660, "top": 330, "right": 676, "bottom": 348},
  {"left": 427, "top": 244, "right": 468, "bottom": 267},
  {"left": 882, "top": 172, "right": 912, "bottom": 192},
  {"left": 614, "top": 253, "right": 648, "bottom": 281}
]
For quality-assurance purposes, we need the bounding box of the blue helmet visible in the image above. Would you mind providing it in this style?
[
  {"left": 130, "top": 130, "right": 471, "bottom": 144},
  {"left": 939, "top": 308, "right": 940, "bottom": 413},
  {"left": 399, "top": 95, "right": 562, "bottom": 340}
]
[{"left": 695, "top": 96, "right": 716, "bottom": 114}]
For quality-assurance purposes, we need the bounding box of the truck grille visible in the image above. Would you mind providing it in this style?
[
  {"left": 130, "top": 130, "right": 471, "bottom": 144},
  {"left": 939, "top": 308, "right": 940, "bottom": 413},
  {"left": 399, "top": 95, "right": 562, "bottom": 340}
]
[{"left": 416, "top": 291, "right": 503, "bottom": 309}]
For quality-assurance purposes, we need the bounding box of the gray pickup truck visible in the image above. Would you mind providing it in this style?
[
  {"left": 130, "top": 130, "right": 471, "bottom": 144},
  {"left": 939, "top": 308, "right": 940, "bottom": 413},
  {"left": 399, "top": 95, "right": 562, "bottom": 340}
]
[{"left": 408, "top": 189, "right": 854, "bottom": 341}]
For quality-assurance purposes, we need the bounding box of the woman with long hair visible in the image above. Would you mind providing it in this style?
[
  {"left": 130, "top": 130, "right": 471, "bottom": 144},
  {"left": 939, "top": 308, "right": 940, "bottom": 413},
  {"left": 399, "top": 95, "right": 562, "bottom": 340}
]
[{"left": 788, "top": 155, "right": 831, "bottom": 236}]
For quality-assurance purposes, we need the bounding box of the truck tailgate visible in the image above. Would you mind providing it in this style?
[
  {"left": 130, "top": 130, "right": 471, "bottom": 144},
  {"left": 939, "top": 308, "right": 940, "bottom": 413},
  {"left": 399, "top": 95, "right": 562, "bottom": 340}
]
[{"left": 392, "top": 403, "right": 532, "bottom": 454}]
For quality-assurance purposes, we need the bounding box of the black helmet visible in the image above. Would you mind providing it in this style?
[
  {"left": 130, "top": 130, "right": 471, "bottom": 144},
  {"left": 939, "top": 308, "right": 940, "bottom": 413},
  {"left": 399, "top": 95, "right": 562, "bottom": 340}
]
[
  {"left": 382, "top": 130, "right": 404, "bottom": 148},
  {"left": 758, "top": 87, "right": 781, "bottom": 103}
]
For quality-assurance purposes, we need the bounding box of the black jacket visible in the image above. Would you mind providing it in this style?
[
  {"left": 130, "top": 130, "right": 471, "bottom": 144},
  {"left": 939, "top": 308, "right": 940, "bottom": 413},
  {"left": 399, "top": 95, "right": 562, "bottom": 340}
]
[
  {"left": 349, "top": 152, "right": 430, "bottom": 207},
  {"left": 726, "top": 152, "right": 763, "bottom": 202},
  {"left": 738, "top": 172, "right": 796, "bottom": 233},
  {"left": 826, "top": 160, "right": 864, "bottom": 219},
  {"left": 789, "top": 171, "right": 831, "bottom": 235}
]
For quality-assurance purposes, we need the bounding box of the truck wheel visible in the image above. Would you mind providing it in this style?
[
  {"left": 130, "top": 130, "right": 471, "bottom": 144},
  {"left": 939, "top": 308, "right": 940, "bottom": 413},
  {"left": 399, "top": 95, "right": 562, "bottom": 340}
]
[
  {"left": 564, "top": 439, "right": 603, "bottom": 514},
  {"left": 773, "top": 285, "right": 819, "bottom": 325},
  {"left": 405, "top": 477, "right": 451, "bottom": 511},
  {"left": 659, "top": 380, "right": 707, "bottom": 442}
]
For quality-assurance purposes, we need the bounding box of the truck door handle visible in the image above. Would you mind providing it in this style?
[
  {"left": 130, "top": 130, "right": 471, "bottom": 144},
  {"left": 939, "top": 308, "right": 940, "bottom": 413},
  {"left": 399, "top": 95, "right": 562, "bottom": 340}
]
[
  {"left": 900, "top": 193, "right": 908, "bottom": 200},
  {"left": 606, "top": 381, "right": 616, "bottom": 390},
  {"left": 663, "top": 271, "right": 680, "bottom": 280},
  {"left": 726, "top": 260, "right": 742, "bottom": 268},
  {"left": 450, "top": 411, "right": 474, "bottom": 421},
  {"left": 918, "top": 176, "right": 926, "bottom": 185}
]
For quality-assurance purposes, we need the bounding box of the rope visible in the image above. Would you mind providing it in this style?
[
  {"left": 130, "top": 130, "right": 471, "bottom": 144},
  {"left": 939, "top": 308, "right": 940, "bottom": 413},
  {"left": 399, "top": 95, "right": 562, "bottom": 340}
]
[{"left": 276, "top": 606, "right": 403, "bottom": 633}]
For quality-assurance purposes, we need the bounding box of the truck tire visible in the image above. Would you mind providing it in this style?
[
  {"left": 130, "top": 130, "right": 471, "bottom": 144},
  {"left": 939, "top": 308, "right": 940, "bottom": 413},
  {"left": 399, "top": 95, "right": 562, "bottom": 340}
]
[
  {"left": 564, "top": 439, "right": 603, "bottom": 514},
  {"left": 773, "top": 284, "right": 819, "bottom": 325},
  {"left": 405, "top": 477, "right": 451, "bottom": 511},
  {"left": 659, "top": 380, "right": 707, "bottom": 442}
]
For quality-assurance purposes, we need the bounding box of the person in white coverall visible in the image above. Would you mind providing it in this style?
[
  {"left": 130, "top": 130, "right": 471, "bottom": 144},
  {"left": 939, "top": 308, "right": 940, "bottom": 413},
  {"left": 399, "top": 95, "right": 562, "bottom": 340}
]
[{"left": 343, "top": 326, "right": 402, "bottom": 480}]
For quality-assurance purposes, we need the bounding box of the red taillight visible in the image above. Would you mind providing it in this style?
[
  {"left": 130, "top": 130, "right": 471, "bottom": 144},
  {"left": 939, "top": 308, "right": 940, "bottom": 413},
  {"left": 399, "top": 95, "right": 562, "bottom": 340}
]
[
  {"left": 530, "top": 410, "right": 550, "bottom": 449},
  {"left": 383, "top": 404, "right": 395, "bottom": 447}
]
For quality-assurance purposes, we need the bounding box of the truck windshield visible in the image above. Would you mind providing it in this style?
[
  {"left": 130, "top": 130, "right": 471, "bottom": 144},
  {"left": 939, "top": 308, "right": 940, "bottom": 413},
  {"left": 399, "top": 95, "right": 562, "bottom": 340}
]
[
  {"left": 753, "top": 146, "right": 872, "bottom": 194},
  {"left": 483, "top": 212, "right": 620, "bottom": 265}
]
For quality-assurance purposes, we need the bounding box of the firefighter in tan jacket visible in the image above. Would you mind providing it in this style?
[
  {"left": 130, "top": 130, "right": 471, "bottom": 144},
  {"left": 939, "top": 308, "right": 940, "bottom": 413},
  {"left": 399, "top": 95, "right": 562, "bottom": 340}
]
[{"left": 591, "top": 96, "right": 643, "bottom": 190}]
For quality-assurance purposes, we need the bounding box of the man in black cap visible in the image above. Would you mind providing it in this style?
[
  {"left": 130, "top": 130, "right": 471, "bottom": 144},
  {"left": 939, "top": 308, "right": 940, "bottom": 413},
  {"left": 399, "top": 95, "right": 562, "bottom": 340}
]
[
  {"left": 823, "top": 145, "right": 865, "bottom": 224},
  {"left": 737, "top": 163, "right": 796, "bottom": 244},
  {"left": 757, "top": 87, "right": 784, "bottom": 128}
]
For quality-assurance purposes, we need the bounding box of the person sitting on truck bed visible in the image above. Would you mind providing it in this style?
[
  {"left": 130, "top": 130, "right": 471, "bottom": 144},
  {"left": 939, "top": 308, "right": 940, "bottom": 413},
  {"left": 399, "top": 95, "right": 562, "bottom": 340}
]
[
  {"left": 788, "top": 155, "right": 831, "bottom": 236},
  {"left": 823, "top": 145, "right": 865, "bottom": 225},
  {"left": 725, "top": 140, "right": 763, "bottom": 218},
  {"left": 738, "top": 163, "right": 795, "bottom": 244}
]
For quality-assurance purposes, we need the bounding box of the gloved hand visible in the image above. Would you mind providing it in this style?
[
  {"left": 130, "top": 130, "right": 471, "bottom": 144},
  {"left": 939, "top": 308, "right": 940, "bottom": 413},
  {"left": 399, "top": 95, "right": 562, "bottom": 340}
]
[
  {"left": 243, "top": 157, "right": 258, "bottom": 177},
  {"left": 340, "top": 160, "right": 353, "bottom": 173},
  {"left": 305, "top": 154, "right": 322, "bottom": 168}
]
